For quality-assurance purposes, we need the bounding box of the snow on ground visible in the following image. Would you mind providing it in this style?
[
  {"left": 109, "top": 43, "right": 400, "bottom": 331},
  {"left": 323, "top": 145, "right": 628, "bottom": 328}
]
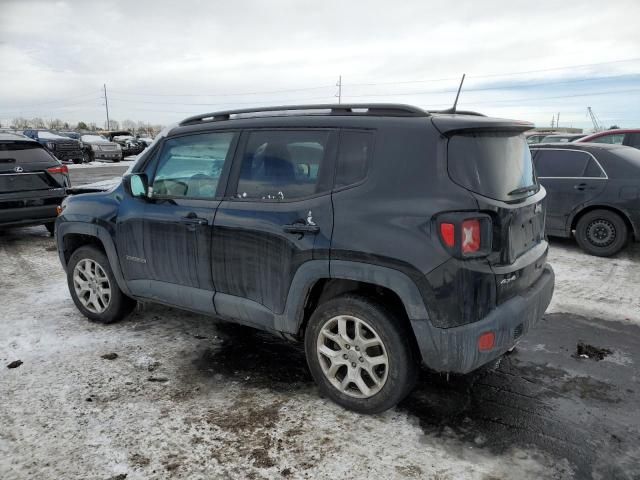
[
  {"left": 1, "top": 229, "right": 638, "bottom": 479},
  {"left": 547, "top": 237, "right": 640, "bottom": 326},
  {"left": 67, "top": 156, "right": 137, "bottom": 169}
]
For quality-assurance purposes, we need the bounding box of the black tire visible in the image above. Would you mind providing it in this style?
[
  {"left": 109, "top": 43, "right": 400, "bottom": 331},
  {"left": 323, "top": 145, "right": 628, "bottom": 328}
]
[
  {"left": 44, "top": 222, "right": 55, "bottom": 236},
  {"left": 67, "top": 245, "right": 136, "bottom": 323},
  {"left": 82, "top": 151, "right": 93, "bottom": 163},
  {"left": 72, "top": 158, "right": 82, "bottom": 165},
  {"left": 304, "top": 294, "right": 418, "bottom": 414},
  {"left": 575, "top": 209, "right": 628, "bottom": 257}
]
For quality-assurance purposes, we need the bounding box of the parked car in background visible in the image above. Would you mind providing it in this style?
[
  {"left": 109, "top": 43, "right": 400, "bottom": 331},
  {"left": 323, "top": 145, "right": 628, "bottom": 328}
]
[
  {"left": 526, "top": 133, "right": 551, "bottom": 144},
  {"left": 23, "top": 129, "right": 83, "bottom": 164},
  {"left": 137, "top": 136, "right": 154, "bottom": 147},
  {"left": 113, "top": 134, "right": 146, "bottom": 157},
  {"left": 1, "top": 132, "right": 70, "bottom": 234},
  {"left": 80, "top": 134, "right": 122, "bottom": 162},
  {"left": 578, "top": 129, "right": 640, "bottom": 149},
  {"left": 55, "top": 104, "right": 554, "bottom": 413},
  {"left": 531, "top": 143, "right": 640, "bottom": 256},
  {"left": 539, "top": 133, "right": 586, "bottom": 143}
]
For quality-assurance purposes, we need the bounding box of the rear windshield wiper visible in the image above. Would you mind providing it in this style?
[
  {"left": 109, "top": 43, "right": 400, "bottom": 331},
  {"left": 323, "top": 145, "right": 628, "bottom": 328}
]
[{"left": 508, "top": 185, "right": 539, "bottom": 196}]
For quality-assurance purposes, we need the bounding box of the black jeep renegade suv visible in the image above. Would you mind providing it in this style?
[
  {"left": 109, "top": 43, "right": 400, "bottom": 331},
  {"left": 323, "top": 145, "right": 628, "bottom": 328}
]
[{"left": 55, "top": 104, "right": 554, "bottom": 413}]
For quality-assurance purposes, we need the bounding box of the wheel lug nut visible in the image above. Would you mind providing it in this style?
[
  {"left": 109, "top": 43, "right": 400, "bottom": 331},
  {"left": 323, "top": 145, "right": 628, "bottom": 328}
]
[
  {"left": 355, "top": 346, "right": 360, "bottom": 351},
  {"left": 345, "top": 344, "right": 350, "bottom": 349},
  {"left": 351, "top": 362, "right": 356, "bottom": 368},
  {"left": 359, "top": 357, "right": 364, "bottom": 362},
  {"left": 343, "top": 354, "right": 348, "bottom": 360}
]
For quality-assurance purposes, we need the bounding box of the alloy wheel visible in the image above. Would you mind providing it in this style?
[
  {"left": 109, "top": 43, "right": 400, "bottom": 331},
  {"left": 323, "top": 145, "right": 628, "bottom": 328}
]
[
  {"left": 316, "top": 315, "right": 389, "bottom": 398},
  {"left": 72, "top": 259, "right": 111, "bottom": 313}
]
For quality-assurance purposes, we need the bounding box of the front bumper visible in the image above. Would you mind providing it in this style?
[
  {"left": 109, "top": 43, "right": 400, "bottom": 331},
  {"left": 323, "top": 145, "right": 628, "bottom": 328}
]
[
  {"left": 412, "top": 264, "right": 555, "bottom": 373},
  {"left": 93, "top": 150, "right": 122, "bottom": 161}
]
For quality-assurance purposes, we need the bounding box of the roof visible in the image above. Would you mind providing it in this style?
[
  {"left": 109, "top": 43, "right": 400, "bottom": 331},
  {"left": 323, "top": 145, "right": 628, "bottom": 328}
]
[
  {"left": 530, "top": 142, "right": 631, "bottom": 152},
  {"left": 579, "top": 129, "right": 640, "bottom": 141},
  {"left": 0, "top": 132, "right": 35, "bottom": 142}
]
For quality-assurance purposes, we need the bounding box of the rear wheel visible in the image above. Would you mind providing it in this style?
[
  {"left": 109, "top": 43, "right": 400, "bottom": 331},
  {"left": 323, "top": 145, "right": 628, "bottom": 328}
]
[
  {"left": 67, "top": 245, "right": 136, "bottom": 323},
  {"left": 44, "top": 222, "right": 55, "bottom": 236},
  {"left": 72, "top": 158, "right": 82, "bottom": 165},
  {"left": 305, "top": 294, "right": 417, "bottom": 414},
  {"left": 575, "top": 209, "right": 628, "bottom": 257}
]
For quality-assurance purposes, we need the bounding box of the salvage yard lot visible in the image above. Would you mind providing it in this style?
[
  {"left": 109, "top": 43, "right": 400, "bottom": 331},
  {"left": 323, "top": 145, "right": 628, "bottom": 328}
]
[{"left": 1, "top": 229, "right": 639, "bottom": 480}]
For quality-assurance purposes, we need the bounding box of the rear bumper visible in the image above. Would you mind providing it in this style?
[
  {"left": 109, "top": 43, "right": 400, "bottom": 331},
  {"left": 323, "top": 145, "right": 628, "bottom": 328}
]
[{"left": 412, "top": 264, "right": 555, "bottom": 373}]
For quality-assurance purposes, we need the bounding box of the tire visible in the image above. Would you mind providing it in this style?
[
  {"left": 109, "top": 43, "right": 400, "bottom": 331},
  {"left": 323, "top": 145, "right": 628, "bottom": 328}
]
[
  {"left": 72, "top": 158, "right": 82, "bottom": 165},
  {"left": 575, "top": 209, "right": 628, "bottom": 257},
  {"left": 44, "top": 222, "right": 55, "bottom": 236},
  {"left": 67, "top": 245, "right": 136, "bottom": 323},
  {"left": 304, "top": 294, "right": 418, "bottom": 414},
  {"left": 82, "top": 151, "right": 93, "bottom": 163}
]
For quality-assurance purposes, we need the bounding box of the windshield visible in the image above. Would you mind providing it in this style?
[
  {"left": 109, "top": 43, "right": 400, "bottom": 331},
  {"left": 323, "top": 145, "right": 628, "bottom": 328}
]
[{"left": 448, "top": 131, "right": 537, "bottom": 201}]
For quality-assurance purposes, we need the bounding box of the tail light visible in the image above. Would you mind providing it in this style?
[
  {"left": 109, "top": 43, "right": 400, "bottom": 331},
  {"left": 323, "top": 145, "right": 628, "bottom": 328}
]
[
  {"left": 437, "top": 213, "right": 492, "bottom": 258},
  {"left": 47, "top": 165, "right": 69, "bottom": 175}
]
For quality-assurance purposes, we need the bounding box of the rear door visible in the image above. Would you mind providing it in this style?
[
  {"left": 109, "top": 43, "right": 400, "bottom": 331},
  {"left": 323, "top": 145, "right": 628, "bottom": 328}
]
[
  {"left": 532, "top": 148, "right": 607, "bottom": 234},
  {"left": 212, "top": 129, "right": 336, "bottom": 321}
]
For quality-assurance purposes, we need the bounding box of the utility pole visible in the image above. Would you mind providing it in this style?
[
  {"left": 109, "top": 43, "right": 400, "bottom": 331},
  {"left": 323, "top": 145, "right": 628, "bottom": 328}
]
[
  {"left": 336, "top": 75, "right": 342, "bottom": 104},
  {"left": 551, "top": 115, "right": 555, "bottom": 128},
  {"left": 556, "top": 112, "right": 560, "bottom": 128},
  {"left": 103, "top": 83, "right": 110, "bottom": 130}
]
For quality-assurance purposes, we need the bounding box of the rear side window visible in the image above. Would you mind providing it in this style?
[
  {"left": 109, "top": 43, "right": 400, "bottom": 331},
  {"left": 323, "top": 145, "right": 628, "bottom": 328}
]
[
  {"left": 532, "top": 149, "right": 605, "bottom": 178},
  {"left": 448, "top": 132, "right": 536, "bottom": 201},
  {"left": 335, "top": 130, "right": 373, "bottom": 188},
  {"left": 236, "top": 130, "right": 332, "bottom": 200},
  {"left": 626, "top": 133, "right": 640, "bottom": 148}
]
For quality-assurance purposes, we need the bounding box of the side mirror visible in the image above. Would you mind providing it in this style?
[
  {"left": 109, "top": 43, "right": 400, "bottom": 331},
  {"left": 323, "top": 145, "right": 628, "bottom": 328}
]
[{"left": 124, "top": 173, "right": 149, "bottom": 198}]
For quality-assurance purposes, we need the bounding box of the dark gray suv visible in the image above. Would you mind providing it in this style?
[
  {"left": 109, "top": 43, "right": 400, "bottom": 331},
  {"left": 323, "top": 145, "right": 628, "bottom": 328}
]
[{"left": 55, "top": 104, "right": 554, "bottom": 413}]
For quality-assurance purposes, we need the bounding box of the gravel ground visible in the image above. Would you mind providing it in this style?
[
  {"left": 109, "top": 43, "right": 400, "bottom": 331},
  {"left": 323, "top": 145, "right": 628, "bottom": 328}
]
[{"left": 1, "top": 228, "right": 639, "bottom": 479}]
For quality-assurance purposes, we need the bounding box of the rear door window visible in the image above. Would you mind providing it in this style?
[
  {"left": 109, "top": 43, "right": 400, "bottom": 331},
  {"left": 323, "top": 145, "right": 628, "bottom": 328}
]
[
  {"left": 532, "top": 149, "right": 604, "bottom": 178},
  {"left": 590, "top": 133, "right": 624, "bottom": 144},
  {"left": 235, "top": 130, "right": 333, "bottom": 200},
  {"left": 447, "top": 132, "right": 536, "bottom": 201}
]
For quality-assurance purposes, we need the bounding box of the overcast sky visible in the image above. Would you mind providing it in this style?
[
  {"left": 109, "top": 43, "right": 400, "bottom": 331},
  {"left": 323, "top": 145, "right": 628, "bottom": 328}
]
[{"left": 1, "top": 0, "right": 639, "bottom": 130}]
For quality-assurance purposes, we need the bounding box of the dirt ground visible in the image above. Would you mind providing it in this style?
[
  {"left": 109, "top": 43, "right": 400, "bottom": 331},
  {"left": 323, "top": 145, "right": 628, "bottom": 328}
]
[{"left": 1, "top": 227, "right": 639, "bottom": 479}]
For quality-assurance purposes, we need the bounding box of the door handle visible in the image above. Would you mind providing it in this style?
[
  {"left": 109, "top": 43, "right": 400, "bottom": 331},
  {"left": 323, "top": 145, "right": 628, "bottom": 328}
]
[
  {"left": 573, "top": 183, "right": 587, "bottom": 191},
  {"left": 283, "top": 223, "right": 320, "bottom": 235},
  {"left": 182, "top": 213, "right": 208, "bottom": 226}
]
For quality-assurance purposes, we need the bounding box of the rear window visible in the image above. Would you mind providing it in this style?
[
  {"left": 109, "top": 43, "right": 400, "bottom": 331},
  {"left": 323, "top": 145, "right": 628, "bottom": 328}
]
[
  {"left": 0, "top": 141, "right": 56, "bottom": 164},
  {"left": 448, "top": 132, "right": 536, "bottom": 201}
]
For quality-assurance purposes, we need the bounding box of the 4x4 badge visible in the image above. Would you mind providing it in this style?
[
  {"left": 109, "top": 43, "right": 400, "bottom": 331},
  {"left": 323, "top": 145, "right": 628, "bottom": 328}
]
[{"left": 14, "top": 166, "right": 23, "bottom": 173}]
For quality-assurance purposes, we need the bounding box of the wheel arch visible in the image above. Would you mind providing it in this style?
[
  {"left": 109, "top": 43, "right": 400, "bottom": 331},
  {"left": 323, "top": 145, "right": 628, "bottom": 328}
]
[
  {"left": 570, "top": 204, "right": 636, "bottom": 240},
  {"left": 57, "top": 222, "right": 131, "bottom": 296},
  {"left": 276, "top": 260, "right": 429, "bottom": 359}
]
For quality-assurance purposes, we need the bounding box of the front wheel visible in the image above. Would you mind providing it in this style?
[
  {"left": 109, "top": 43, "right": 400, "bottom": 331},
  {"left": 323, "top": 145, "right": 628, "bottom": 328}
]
[
  {"left": 575, "top": 209, "right": 628, "bottom": 257},
  {"left": 304, "top": 295, "right": 417, "bottom": 414},
  {"left": 67, "top": 245, "right": 136, "bottom": 323}
]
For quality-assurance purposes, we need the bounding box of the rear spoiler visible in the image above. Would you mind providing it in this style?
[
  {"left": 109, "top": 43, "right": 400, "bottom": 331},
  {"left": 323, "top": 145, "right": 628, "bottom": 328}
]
[{"left": 431, "top": 115, "right": 534, "bottom": 136}]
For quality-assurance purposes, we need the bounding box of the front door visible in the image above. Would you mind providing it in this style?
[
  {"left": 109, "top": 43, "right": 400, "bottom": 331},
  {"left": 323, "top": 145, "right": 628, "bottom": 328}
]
[
  {"left": 533, "top": 148, "right": 607, "bottom": 234},
  {"left": 125, "top": 130, "right": 238, "bottom": 314},
  {"left": 212, "top": 129, "right": 336, "bottom": 324}
]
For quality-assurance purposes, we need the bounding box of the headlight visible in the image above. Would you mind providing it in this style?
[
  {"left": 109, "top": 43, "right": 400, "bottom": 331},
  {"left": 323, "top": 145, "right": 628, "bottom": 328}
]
[
  {"left": 46, "top": 141, "right": 55, "bottom": 150},
  {"left": 79, "top": 141, "right": 84, "bottom": 148},
  {"left": 115, "top": 144, "right": 122, "bottom": 150},
  {"left": 91, "top": 144, "right": 100, "bottom": 151}
]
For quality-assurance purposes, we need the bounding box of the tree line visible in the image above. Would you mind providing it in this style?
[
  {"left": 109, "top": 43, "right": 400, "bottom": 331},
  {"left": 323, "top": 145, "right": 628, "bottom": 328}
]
[{"left": 6, "top": 117, "right": 164, "bottom": 136}]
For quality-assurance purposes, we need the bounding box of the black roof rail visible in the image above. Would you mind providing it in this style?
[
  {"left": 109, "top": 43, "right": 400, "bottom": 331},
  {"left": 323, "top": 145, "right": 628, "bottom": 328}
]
[
  {"left": 431, "top": 108, "right": 486, "bottom": 117},
  {"left": 179, "top": 103, "right": 429, "bottom": 126}
]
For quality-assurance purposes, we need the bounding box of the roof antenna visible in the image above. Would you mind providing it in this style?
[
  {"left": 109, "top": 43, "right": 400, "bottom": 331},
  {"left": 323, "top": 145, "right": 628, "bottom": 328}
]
[{"left": 451, "top": 73, "right": 466, "bottom": 113}]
